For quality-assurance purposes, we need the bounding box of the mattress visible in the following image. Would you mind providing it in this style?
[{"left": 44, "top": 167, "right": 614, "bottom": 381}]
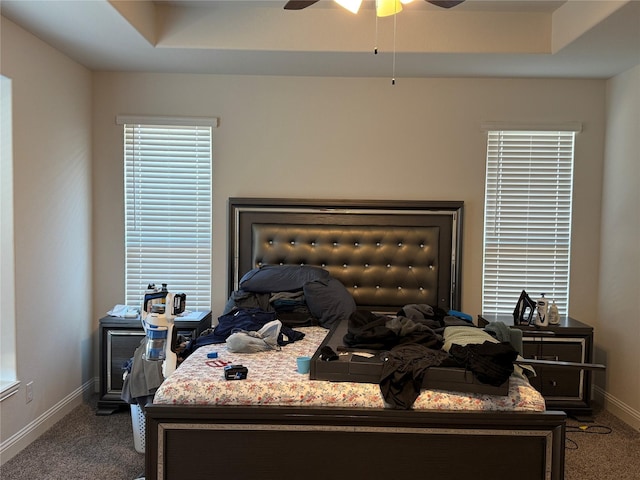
[{"left": 153, "top": 325, "right": 545, "bottom": 412}]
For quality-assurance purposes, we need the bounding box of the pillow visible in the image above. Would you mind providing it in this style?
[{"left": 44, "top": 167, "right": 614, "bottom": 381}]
[
  {"left": 303, "top": 278, "right": 357, "bottom": 329},
  {"left": 239, "top": 265, "right": 331, "bottom": 293}
]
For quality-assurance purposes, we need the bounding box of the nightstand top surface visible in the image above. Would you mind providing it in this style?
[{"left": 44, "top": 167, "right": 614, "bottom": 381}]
[
  {"left": 100, "top": 310, "right": 211, "bottom": 325},
  {"left": 479, "top": 313, "right": 592, "bottom": 333}
]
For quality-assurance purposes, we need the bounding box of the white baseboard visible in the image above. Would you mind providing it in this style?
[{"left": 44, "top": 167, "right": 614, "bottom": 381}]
[
  {"left": 593, "top": 385, "right": 640, "bottom": 431},
  {"left": 0, "top": 379, "right": 95, "bottom": 464}
]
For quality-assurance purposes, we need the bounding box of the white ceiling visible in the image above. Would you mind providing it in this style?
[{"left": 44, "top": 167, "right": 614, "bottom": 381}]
[{"left": 2, "top": 0, "right": 639, "bottom": 78}]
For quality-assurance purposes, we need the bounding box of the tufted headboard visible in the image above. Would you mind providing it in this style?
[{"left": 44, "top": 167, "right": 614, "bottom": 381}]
[{"left": 228, "top": 198, "right": 463, "bottom": 313}]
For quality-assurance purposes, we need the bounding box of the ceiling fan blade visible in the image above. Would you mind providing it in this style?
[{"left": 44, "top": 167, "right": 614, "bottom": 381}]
[
  {"left": 284, "top": 0, "right": 321, "bottom": 10},
  {"left": 427, "top": 0, "right": 465, "bottom": 8}
]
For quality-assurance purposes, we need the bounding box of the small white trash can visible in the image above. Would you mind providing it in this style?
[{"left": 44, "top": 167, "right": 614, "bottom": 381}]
[{"left": 130, "top": 404, "right": 146, "bottom": 454}]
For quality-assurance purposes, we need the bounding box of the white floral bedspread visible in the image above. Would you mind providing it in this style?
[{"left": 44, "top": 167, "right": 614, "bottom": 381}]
[{"left": 154, "top": 326, "right": 545, "bottom": 411}]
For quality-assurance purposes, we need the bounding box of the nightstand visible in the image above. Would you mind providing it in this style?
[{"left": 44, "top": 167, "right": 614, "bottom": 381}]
[
  {"left": 97, "top": 311, "right": 211, "bottom": 415},
  {"left": 479, "top": 314, "right": 595, "bottom": 416}
]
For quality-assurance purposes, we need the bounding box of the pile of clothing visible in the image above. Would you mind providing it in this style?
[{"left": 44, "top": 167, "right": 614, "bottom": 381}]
[{"left": 342, "top": 304, "right": 520, "bottom": 409}]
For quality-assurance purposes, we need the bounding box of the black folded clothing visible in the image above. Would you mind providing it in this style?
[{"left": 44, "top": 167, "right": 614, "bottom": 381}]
[
  {"left": 319, "top": 346, "right": 338, "bottom": 361},
  {"left": 449, "top": 341, "right": 517, "bottom": 387},
  {"left": 343, "top": 309, "right": 444, "bottom": 351},
  {"left": 380, "top": 344, "right": 450, "bottom": 409},
  {"left": 343, "top": 310, "right": 397, "bottom": 350}
]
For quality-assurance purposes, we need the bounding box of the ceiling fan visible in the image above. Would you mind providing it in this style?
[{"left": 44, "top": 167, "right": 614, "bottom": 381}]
[
  {"left": 284, "top": 1, "right": 465, "bottom": 13},
  {"left": 283, "top": 0, "right": 466, "bottom": 84}
]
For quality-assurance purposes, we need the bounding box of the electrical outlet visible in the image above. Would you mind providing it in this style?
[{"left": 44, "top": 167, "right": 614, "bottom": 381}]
[{"left": 26, "top": 381, "right": 34, "bottom": 403}]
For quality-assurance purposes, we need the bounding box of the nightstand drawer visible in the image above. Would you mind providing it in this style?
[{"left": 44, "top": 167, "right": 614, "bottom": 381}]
[
  {"left": 523, "top": 338, "right": 586, "bottom": 401},
  {"left": 107, "top": 329, "right": 145, "bottom": 393},
  {"left": 527, "top": 365, "right": 583, "bottom": 398},
  {"left": 523, "top": 340, "right": 585, "bottom": 363}
]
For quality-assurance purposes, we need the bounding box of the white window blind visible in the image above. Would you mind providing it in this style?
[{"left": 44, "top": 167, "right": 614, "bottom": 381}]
[
  {"left": 1, "top": 75, "right": 19, "bottom": 400},
  {"left": 123, "top": 121, "right": 213, "bottom": 311},
  {"left": 482, "top": 129, "right": 576, "bottom": 316}
]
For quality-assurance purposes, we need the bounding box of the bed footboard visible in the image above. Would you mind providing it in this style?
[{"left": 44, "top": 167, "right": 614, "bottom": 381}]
[{"left": 145, "top": 405, "right": 565, "bottom": 480}]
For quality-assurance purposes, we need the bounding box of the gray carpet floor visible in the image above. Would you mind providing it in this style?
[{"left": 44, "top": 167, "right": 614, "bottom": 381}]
[
  {"left": 564, "top": 406, "right": 640, "bottom": 480},
  {"left": 1, "top": 396, "right": 144, "bottom": 480},
  {"left": 1, "top": 395, "right": 638, "bottom": 479}
]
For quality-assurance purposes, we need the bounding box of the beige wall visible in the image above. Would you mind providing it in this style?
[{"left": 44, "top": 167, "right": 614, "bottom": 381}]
[
  {"left": 595, "top": 65, "right": 640, "bottom": 428},
  {"left": 92, "top": 73, "right": 606, "bottom": 325},
  {"left": 0, "top": 17, "right": 93, "bottom": 460}
]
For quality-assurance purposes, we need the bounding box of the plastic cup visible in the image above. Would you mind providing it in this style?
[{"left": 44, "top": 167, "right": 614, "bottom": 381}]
[{"left": 296, "top": 356, "right": 311, "bottom": 374}]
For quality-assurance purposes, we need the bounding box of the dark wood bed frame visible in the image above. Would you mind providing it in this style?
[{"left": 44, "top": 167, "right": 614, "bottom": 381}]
[{"left": 144, "top": 198, "right": 566, "bottom": 480}]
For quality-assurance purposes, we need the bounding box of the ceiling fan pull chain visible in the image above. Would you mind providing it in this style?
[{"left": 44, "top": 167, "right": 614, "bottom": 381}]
[
  {"left": 391, "top": 5, "right": 397, "bottom": 85},
  {"left": 374, "top": 8, "right": 379, "bottom": 54}
]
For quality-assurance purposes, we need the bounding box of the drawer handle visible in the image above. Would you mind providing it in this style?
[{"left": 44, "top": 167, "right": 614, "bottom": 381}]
[
  {"left": 549, "top": 380, "right": 557, "bottom": 387},
  {"left": 534, "top": 355, "right": 559, "bottom": 361}
]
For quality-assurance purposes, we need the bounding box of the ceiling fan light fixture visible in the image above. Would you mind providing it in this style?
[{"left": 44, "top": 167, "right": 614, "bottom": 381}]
[
  {"left": 334, "top": 0, "right": 363, "bottom": 14},
  {"left": 376, "top": 0, "right": 403, "bottom": 17}
]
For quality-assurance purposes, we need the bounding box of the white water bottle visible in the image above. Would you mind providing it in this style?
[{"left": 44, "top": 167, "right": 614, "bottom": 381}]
[
  {"left": 534, "top": 293, "right": 549, "bottom": 327},
  {"left": 548, "top": 300, "right": 559, "bottom": 325}
]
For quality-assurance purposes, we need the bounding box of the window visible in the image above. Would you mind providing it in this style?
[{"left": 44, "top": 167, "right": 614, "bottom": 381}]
[
  {"left": 482, "top": 125, "right": 580, "bottom": 316},
  {"left": 118, "top": 116, "right": 217, "bottom": 311},
  {"left": 1, "top": 75, "right": 19, "bottom": 401}
]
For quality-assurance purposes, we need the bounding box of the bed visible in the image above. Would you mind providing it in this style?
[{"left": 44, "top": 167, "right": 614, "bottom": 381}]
[{"left": 144, "top": 198, "right": 566, "bottom": 480}]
